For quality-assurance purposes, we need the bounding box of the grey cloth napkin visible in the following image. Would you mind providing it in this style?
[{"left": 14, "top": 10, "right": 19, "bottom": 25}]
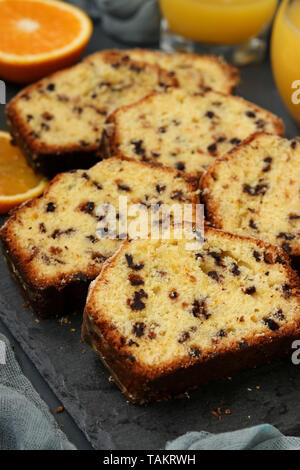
[
  {"left": 166, "top": 425, "right": 300, "bottom": 451},
  {"left": 78, "top": 0, "right": 161, "bottom": 44},
  {"left": 0, "top": 333, "right": 75, "bottom": 450}
]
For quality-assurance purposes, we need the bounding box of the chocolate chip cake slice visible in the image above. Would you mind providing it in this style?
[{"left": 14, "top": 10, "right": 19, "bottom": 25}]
[
  {"left": 0, "top": 157, "right": 198, "bottom": 317},
  {"left": 107, "top": 88, "right": 284, "bottom": 177},
  {"left": 6, "top": 50, "right": 177, "bottom": 177},
  {"left": 83, "top": 227, "right": 300, "bottom": 404},
  {"left": 126, "top": 49, "right": 240, "bottom": 94},
  {"left": 201, "top": 133, "right": 300, "bottom": 258}
]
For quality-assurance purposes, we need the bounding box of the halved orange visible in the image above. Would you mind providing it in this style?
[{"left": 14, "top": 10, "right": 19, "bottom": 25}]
[
  {"left": 0, "top": 0, "right": 93, "bottom": 83},
  {"left": 0, "top": 131, "right": 48, "bottom": 213}
]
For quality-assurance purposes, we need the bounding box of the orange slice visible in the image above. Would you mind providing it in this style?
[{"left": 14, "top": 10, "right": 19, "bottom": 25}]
[
  {"left": 0, "top": 0, "right": 93, "bottom": 83},
  {"left": 0, "top": 131, "right": 48, "bottom": 213}
]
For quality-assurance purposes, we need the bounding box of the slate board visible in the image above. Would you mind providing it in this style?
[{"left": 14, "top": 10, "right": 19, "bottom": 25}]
[{"left": 1, "top": 23, "right": 300, "bottom": 450}]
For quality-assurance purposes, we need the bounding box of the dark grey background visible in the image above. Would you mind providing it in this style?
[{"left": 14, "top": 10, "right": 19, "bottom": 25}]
[{"left": 0, "top": 20, "right": 300, "bottom": 450}]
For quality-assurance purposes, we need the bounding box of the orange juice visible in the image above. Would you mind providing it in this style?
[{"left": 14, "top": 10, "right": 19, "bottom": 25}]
[
  {"left": 160, "top": 0, "right": 278, "bottom": 44},
  {"left": 271, "top": 0, "right": 300, "bottom": 125}
]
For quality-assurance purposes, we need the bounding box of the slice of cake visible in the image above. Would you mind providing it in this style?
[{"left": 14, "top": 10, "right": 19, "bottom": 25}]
[
  {"left": 107, "top": 88, "right": 284, "bottom": 177},
  {"left": 0, "top": 157, "right": 198, "bottom": 317},
  {"left": 126, "top": 49, "right": 240, "bottom": 94},
  {"left": 6, "top": 50, "right": 177, "bottom": 177},
  {"left": 82, "top": 227, "right": 300, "bottom": 404},
  {"left": 201, "top": 133, "right": 300, "bottom": 258}
]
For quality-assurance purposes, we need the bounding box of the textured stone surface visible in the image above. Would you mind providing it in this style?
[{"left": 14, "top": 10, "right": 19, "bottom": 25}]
[{"left": 1, "top": 24, "right": 300, "bottom": 450}]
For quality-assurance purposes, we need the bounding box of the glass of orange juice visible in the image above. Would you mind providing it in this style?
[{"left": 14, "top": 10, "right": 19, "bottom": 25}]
[
  {"left": 160, "top": 0, "right": 278, "bottom": 65},
  {"left": 271, "top": 0, "right": 300, "bottom": 126}
]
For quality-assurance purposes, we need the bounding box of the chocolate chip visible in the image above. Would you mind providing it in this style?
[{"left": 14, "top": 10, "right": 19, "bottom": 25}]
[
  {"left": 256, "top": 119, "right": 265, "bottom": 129},
  {"left": 218, "top": 329, "right": 227, "bottom": 337},
  {"left": 289, "top": 214, "right": 300, "bottom": 220},
  {"left": 170, "top": 190, "right": 185, "bottom": 201},
  {"left": 29, "top": 131, "right": 40, "bottom": 139},
  {"left": 26, "top": 114, "right": 33, "bottom": 122},
  {"left": 231, "top": 263, "right": 241, "bottom": 276},
  {"left": 130, "top": 64, "right": 142, "bottom": 73},
  {"left": 156, "top": 184, "right": 166, "bottom": 193},
  {"left": 130, "top": 289, "right": 148, "bottom": 310},
  {"left": 192, "top": 300, "right": 210, "bottom": 319},
  {"left": 39, "top": 223, "right": 46, "bottom": 233},
  {"left": 249, "top": 219, "right": 258, "bottom": 230},
  {"left": 91, "top": 252, "right": 106, "bottom": 263},
  {"left": 51, "top": 228, "right": 74, "bottom": 239},
  {"left": 80, "top": 173, "right": 89, "bottom": 181},
  {"left": 277, "top": 233, "right": 295, "bottom": 241},
  {"left": 129, "top": 274, "right": 144, "bottom": 286},
  {"left": 176, "top": 162, "right": 185, "bottom": 171},
  {"left": 282, "top": 283, "right": 292, "bottom": 297},
  {"left": 207, "top": 271, "right": 219, "bottom": 282},
  {"left": 205, "top": 110, "right": 215, "bottom": 118},
  {"left": 276, "top": 254, "right": 286, "bottom": 265},
  {"left": 244, "top": 286, "right": 256, "bottom": 295},
  {"left": 132, "top": 322, "right": 146, "bottom": 337},
  {"left": 86, "top": 235, "right": 98, "bottom": 244},
  {"left": 118, "top": 183, "right": 131, "bottom": 192},
  {"left": 79, "top": 140, "right": 90, "bottom": 147},
  {"left": 125, "top": 354, "right": 136, "bottom": 363},
  {"left": 169, "top": 290, "right": 179, "bottom": 299},
  {"left": 152, "top": 151, "right": 160, "bottom": 158},
  {"left": 131, "top": 139, "right": 145, "bottom": 156},
  {"left": 230, "top": 138, "right": 242, "bottom": 145},
  {"left": 158, "top": 126, "right": 167, "bottom": 133},
  {"left": 262, "top": 163, "right": 271, "bottom": 172},
  {"left": 253, "top": 250, "right": 261, "bottom": 261},
  {"left": 243, "top": 183, "right": 268, "bottom": 196},
  {"left": 93, "top": 181, "right": 102, "bottom": 190},
  {"left": 46, "top": 202, "right": 56, "bottom": 212},
  {"left": 178, "top": 332, "right": 190, "bottom": 343},
  {"left": 41, "top": 123, "right": 50, "bottom": 131},
  {"left": 263, "top": 318, "right": 280, "bottom": 331},
  {"left": 46, "top": 83, "right": 55, "bottom": 91},
  {"left": 207, "top": 143, "right": 217, "bottom": 154},
  {"left": 274, "top": 309, "right": 285, "bottom": 321},
  {"left": 246, "top": 111, "right": 256, "bottom": 118},
  {"left": 282, "top": 243, "right": 291, "bottom": 254},
  {"left": 73, "top": 106, "right": 83, "bottom": 114},
  {"left": 79, "top": 201, "right": 95, "bottom": 214},
  {"left": 42, "top": 112, "right": 54, "bottom": 121},
  {"left": 125, "top": 254, "right": 144, "bottom": 271},
  {"left": 208, "top": 251, "right": 224, "bottom": 267},
  {"left": 291, "top": 140, "right": 297, "bottom": 149},
  {"left": 189, "top": 348, "right": 201, "bottom": 358}
]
